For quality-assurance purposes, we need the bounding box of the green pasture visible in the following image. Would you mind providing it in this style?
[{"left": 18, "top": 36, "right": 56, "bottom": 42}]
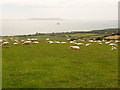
[{"left": 2, "top": 39, "right": 118, "bottom": 88}]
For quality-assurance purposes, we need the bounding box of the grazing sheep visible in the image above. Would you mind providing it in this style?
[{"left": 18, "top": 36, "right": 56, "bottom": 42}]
[
  {"left": 32, "top": 41, "right": 39, "bottom": 44},
  {"left": 115, "top": 40, "right": 120, "bottom": 43},
  {"left": 97, "top": 40, "right": 102, "bottom": 43},
  {"left": 27, "top": 38, "right": 31, "bottom": 41},
  {"left": 61, "top": 42, "right": 67, "bottom": 44},
  {"left": 69, "top": 46, "right": 80, "bottom": 50},
  {"left": 109, "top": 43, "right": 117, "bottom": 46},
  {"left": 14, "top": 40, "right": 19, "bottom": 42},
  {"left": 21, "top": 40, "right": 25, "bottom": 42},
  {"left": 55, "top": 41, "right": 60, "bottom": 44},
  {"left": 111, "top": 46, "right": 117, "bottom": 50},
  {"left": 2, "top": 42, "right": 10, "bottom": 47},
  {"left": 70, "top": 41, "right": 75, "bottom": 44},
  {"left": 13, "top": 42, "right": 19, "bottom": 45},
  {"left": 48, "top": 41, "right": 54, "bottom": 44},
  {"left": 67, "top": 39, "right": 71, "bottom": 41},
  {"left": 0, "top": 39, "right": 3, "bottom": 44},
  {"left": 94, "top": 41, "right": 97, "bottom": 43},
  {"left": 98, "top": 43, "right": 102, "bottom": 45},
  {"left": 102, "top": 39, "right": 105, "bottom": 42},
  {"left": 77, "top": 43, "right": 84, "bottom": 45},
  {"left": 74, "top": 42, "right": 78, "bottom": 45},
  {"left": 80, "top": 40, "right": 85, "bottom": 42},
  {"left": 89, "top": 40, "right": 94, "bottom": 43},
  {"left": 31, "top": 38, "right": 38, "bottom": 42},
  {"left": 105, "top": 42, "right": 110, "bottom": 44},
  {"left": 85, "top": 43, "right": 91, "bottom": 47},
  {"left": 46, "top": 38, "right": 50, "bottom": 41},
  {"left": 22, "top": 41, "right": 32, "bottom": 45}
]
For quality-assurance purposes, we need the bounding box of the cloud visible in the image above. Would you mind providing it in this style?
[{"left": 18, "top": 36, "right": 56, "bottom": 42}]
[
  {"left": 1, "top": 0, "right": 118, "bottom": 20},
  {"left": 0, "top": 0, "right": 119, "bottom": 7}
]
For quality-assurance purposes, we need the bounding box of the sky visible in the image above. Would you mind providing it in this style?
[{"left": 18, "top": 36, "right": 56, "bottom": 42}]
[{"left": 0, "top": 0, "right": 119, "bottom": 20}]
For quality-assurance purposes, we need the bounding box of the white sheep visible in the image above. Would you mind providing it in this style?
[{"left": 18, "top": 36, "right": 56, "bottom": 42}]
[
  {"left": 111, "top": 46, "right": 117, "bottom": 50},
  {"left": 115, "top": 40, "right": 120, "bottom": 43},
  {"left": 31, "top": 38, "right": 38, "bottom": 42},
  {"left": 48, "top": 41, "right": 54, "bottom": 44},
  {"left": 69, "top": 46, "right": 80, "bottom": 50},
  {"left": 98, "top": 43, "right": 102, "bottom": 45},
  {"left": 109, "top": 43, "right": 117, "bottom": 46},
  {"left": 105, "top": 42, "right": 110, "bottom": 44},
  {"left": 77, "top": 43, "right": 84, "bottom": 45},
  {"left": 61, "top": 42, "right": 67, "bottom": 44},
  {"left": 21, "top": 40, "right": 25, "bottom": 42},
  {"left": 67, "top": 39, "right": 71, "bottom": 41},
  {"left": 97, "top": 40, "right": 102, "bottom": 43},
  {"left": 22, "top": 41, "right": 32, "bottom": 45},
  {"left": 89, "top": 40, "right": 94, "bottom": 43},
  {"left": 70, "top": 41, "right": 75, "bottom": 44},
  {"left": 55, "top": 41, "right": 60, "bottom": 44},
  {"left": 74, "top": 42, "right": 78, "bottom": 45},
  {"left": 2, "top": 42, "right": 10, "bottom": 47},
  {"left": 32, "top": 41, "right": 39, "bottom": 44},
  {"left": 85, "top": 43, "right": 91, "bottom": 47},
  {"left": 46, "top": 38, "right": 50, "bottom": 41},
  {"left": 13, "top": 42, "right": 19, "bottom": 45}
]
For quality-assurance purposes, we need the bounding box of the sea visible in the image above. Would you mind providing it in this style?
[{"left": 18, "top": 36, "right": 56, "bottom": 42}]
[{"left": 0, "top": 20, "right": 118, "bottom": 36}]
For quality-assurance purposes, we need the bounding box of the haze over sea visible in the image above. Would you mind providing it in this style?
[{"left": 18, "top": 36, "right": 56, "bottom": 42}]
[{"left": 1, "top": 19, "right": 118, "bottom": 36}]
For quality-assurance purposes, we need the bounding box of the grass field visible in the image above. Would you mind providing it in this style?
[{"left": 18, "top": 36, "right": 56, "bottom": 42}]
[{"left": 2, "top": 39, "right": 118, "bottom": 88}]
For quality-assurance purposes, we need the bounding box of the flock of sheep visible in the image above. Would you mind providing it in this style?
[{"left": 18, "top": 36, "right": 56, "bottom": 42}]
[
  {"left": 46, "top": 38, "right": 118, "bottom": 50},
  {"left": 0, "top": 37, "right": 119, "bottom": 50},
  {"left": 0, "top": 38, "right": 39, "bottom": 47}
]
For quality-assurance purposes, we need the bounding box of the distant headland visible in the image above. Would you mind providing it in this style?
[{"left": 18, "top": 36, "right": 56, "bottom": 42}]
[{"left": 29, "top": 18, "right": 63, "bottom": 20}]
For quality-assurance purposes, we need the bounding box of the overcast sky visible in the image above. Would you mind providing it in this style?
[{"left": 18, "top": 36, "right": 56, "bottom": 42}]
[{"left": 0, "top": 0, "right": 119, "bottom": 20}]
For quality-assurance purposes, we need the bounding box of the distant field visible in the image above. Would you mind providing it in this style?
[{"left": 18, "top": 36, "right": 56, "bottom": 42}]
[
  {"left": 2, "top": 38, "right": 118, "bottom": 88},
  {"left": 3, "top": 33, "right": 102, "bottom": 40},
  {"left": 67, "top": 33, "right": 99, "bottom": 37}
]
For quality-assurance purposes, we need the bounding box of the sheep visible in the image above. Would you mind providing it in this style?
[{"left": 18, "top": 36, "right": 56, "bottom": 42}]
[
  {"left": 97, "top": 40, "right": 102, "bottom": 43},
  {"left": 27, "top": 38, "right": 31, "bottom": 41},
  {"left": 67, "top": 39, "right": 71, "bottom": 41},
  {"left": 0, "top": 39, "right": 3, "bottom": 44},
  {"left": 111, "top": 46, "right": 117, "bottom": 50},
  {"left": 21, "top": 40, "right": 25, "bottom": 42},
  {"left": 22, "top": 41, "right": 32, "bottom": 45},
  {"left": 98, "top": 43, "right": 102, "bottom": 45},
  {"left": 61, "top": 42, "right": 67, "bottom": 44},
  {"left": 77, "top": 43, "right": 84, "bottom": 45},
  {"left": 48, "top": 41, "right": 54, "bottom": 44},
  {"left": 32, "top": 41, "right": 39, "bottom": 44},
  {"left": 109, "top": 43, "right": 117, "bottom": 46},
  {"left": 73, "top": 42, "right": 78, "bottom": 45},
  {"left": 2, "top": 42, "right": 10, "bottom": 47},
  {"left": 89, "top": 40, "right": 94, "bottom": 43},
  {"left": 105, "top": 42, "right": 110, "bottom": 44},
  {"left": 46, "top": 38, "right": 50, "bottom": 41},
  {"left": 70, "top": 41, "right": 75, "bottom": 44},
  {"left": 78, "top": 39, "right": 81, "bottom": 41},
  {"left": 115, "top": 40, "right": 120, "bottom": 43},
  {"left": 85, "top": 43, "right": 91, "bottom": 47},
  {"left": 94, "top": 41, "right": 97, "bottom": 43},
  {"left": 102, "top": 39, "right": 105, "bottom": 42},
  {"left": 13, "top": 42, "right": 19, "bottom": 45},
  {"left": 69, "top": 46, "right": 80, "bottom": 50},
  {"left": 81, "top": 40, "right": 85, "bottom": 42},
  {"left": 31, "top": 38, "right": 38, "bottom": 42},
  {"left": 14, "top": 40, "right": 19, "bottom": 42},
  {"left": 55, "top": 41, "right": 60, "bottom": 44}
]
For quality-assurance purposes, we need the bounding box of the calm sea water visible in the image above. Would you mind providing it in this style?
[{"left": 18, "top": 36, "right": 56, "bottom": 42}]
[{"left": 0, "top": 20, "right": 118, "bottom": 36}]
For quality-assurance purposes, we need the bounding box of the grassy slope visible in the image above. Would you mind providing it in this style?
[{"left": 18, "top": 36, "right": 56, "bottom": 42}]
[{"left": 2, "top": 40, "right": 118, "bottom": 88}]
